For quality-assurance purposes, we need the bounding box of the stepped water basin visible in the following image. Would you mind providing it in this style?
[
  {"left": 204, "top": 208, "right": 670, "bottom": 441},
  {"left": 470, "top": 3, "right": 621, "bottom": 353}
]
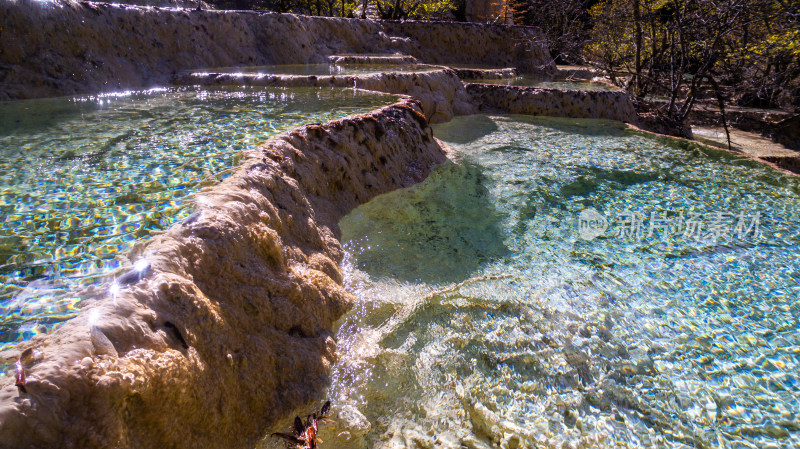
[
  {"left": 190, "top": 63, "right": 439, "bottom": 77},
  {"left": 0, "top": 86, "right": 398, "bottom": 351},
  {"left": 318, "top": 115, "right": 800, "bottom": 449},
  {"left": 476, "top": 76, "right": 621, "bottom": 91}
]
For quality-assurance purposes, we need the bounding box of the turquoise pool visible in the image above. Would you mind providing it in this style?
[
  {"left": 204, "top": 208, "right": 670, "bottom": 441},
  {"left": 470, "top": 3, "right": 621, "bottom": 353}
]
[
  {"left": 0, "top": 86, "right": 397, "bottom": 351},
  {"left": 322, "top": 115, "right": 800, "bottom": 449}
]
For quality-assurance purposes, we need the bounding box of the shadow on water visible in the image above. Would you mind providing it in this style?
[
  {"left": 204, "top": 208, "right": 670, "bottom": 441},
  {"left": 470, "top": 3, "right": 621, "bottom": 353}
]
[
  {"left": 508, "top": 165, "right": 661, "bottom": 239},
  {"left": 430, "top": 114, "right": 499, "bottom": 144},
  {"left": 339, "top": 160, "right": 509, "bottom": 284},
  {"left": 559, "top": 165, "right": 663, "bottom": 198},
  {"left": 0, "top": 96, "right": 105, "bottom": 136}
]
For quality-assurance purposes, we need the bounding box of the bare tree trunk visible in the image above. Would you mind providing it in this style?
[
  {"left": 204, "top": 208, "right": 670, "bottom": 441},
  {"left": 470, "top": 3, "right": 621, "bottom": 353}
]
[
  {"left": 633, "top": 0, "right": 643, "bottom": 96},
  {"left": 393, "top": 0, "right": 402, "bottom": 18},
  {"left": 708, "top": 74, "right": 732, "bottom": 151}
]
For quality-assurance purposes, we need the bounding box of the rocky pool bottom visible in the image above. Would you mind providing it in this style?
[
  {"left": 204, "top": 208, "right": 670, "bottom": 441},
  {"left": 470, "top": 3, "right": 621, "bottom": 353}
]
[{"left": 266, "top": 115, "right": 800, "bottom": 449}]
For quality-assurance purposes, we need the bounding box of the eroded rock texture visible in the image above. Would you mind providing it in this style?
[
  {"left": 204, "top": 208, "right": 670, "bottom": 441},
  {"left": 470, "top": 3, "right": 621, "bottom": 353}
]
[
  {"left": 379, "top": 21, "right": 551, "bottom": 74},
  {"left": 0, "top": 99, "right": 447, "bottom": 449},
  {"left": 328, "top": 55, "right": 419, "bottom": 65},
  {"left": 0, "top": 0, "right": 553, "bottom": 100},
  {"left": 466, "top": 83, "right": 639, "bottom": 123},
  {"left": 452, "top": 67, "right": 518, "bottom": 81}
]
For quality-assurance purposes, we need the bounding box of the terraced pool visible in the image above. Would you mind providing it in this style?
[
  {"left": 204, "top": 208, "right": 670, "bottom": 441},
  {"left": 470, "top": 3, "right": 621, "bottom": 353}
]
[
  {"left": 0, "top": 86, "right": 397, "bottom": 351},
  {"left": 3, "top": 84, "right": 799, "bottom": 449},
  {"left": 322, "top": 115, "right": 800, "bottom": 449},
  {"left": 190, "top": 63, "right": 438, "bottom": 76},
  {"left": 475, "top": 76, "right": 621, "bottom": 91}
]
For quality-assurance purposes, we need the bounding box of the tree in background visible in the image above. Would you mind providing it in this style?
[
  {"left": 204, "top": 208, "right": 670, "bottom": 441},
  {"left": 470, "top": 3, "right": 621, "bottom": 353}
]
[
  {"left": 207, "top": 0, "right": 454, "bottom": 18},
  {"left": 584, "top": 0, "right": 799, "bottom": 129},
  {"left": 717, "top": 0, "right": 800, "bottom": 109},
  {"left": 373, "top": 0, "right": 456, "bottom": 20},
  {"left": 513, "top": 0, "right": 595, "bottom": 63},
  {"left": 464, "top": 0, "right": 503, "bottom": 23}
]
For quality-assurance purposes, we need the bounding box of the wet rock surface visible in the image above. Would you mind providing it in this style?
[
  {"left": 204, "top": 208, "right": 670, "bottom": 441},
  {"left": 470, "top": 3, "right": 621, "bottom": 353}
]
[
  {"left": 556, "top": 65, "right": 602, "bottom": 79},
  {"left": 380, "top": 21, "right": 553, "bottom": 76},
  {"left": 0, "top": 99, "right": 447, "bottom": 449},
  {"left": 453, "top": 67, "right": 518, "bottom": 81},
  {"left": 328, "top": 54, "right": 419, "bottom": 65},
  {"left": 465, "top": 83, "right": 638, "bottom": 123},
  {"left": 635, "top": 111, "right": 694, "bottom": 139},
  {"left": 0, "top": 0, "right": 553, "bottom": 100},
  {"left": 116, "top": 0, "right": 210, "bottom": 7},
  {"left": 687, "top": 103, "right": 794, "bottom": 133}
]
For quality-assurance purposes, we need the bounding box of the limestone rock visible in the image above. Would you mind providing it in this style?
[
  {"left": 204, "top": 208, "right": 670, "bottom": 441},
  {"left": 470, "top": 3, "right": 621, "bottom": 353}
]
[{"left": 465, "top": 83, "right": 639, "bottom": 123}]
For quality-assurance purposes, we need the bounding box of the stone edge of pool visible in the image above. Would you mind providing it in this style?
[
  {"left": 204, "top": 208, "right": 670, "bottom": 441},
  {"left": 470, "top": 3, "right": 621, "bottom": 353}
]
[
  {"left": 0, "top": 97, "right": 447, "bottom": 449},
  {"left": 464, "top": 82, "right": 638, "bottom": 123},
  {"left": 625, "top": 123, "right": 800, "bottom": 178}
]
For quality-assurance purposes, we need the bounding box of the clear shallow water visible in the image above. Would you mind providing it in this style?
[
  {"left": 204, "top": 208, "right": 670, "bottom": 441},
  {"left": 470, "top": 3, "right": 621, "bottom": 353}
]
[
  {"left": 0, "top": 86, "right": 397, "bottom": 351},
  {"left": 474, "top": 76, "right": 621, "bottom": 91},
  {"left": 191, "top": 63, "right": 438, "bottom": 76},
  {"left": 317, "top": 115, "right": 800, "bottom": 449}
]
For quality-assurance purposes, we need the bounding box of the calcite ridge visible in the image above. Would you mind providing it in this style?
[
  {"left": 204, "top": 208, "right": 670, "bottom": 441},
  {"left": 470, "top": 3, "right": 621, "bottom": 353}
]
[{"left": 0, "top": 99, "right": 447, "bottom": 449}]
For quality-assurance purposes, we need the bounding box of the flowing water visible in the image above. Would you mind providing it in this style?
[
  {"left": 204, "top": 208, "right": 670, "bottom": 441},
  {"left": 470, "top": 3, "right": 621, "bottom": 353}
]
[
  {"left": 310, "top": 115, "right": 800, "bottom": 449},
  {"left": 0, "top": 86, "right": 397, "bottom": 350}
]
